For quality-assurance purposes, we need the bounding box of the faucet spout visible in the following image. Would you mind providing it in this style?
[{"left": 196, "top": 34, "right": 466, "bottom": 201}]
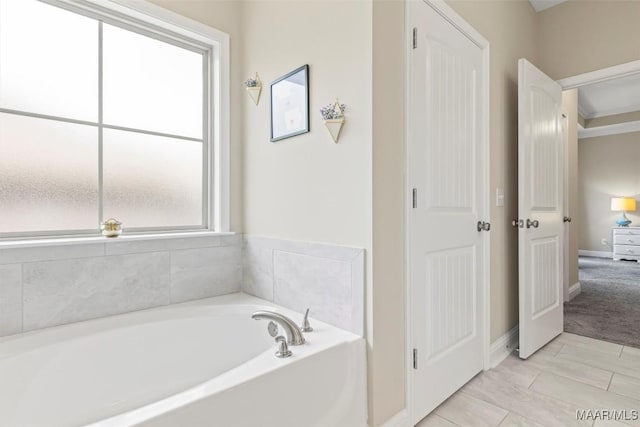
[{"left": 251, "top": 310, "right": 306, "bottom": 345}]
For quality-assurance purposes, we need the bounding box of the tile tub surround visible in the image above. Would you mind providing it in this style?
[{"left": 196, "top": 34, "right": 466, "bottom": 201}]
[
  {"left": 23, "top": 252, "right": 172, "bottom": 331},
  {"left": 242, "top": 236, "right": 365, "bottom": 336},
  {"left": 0, "top": 233, "right": 242, "bottom": 337},
  {"left": 0, "top": 233, "right": 364, "bottom": 338},
  {"left": 0, "top": 264, "right": 22, "bottom": 336}
]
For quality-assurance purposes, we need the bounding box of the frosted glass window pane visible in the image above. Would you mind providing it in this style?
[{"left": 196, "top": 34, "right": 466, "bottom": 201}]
[
  {"left": 103, "top": 129, "right": 203, "bottom": 228},
  {"left": 103, "top": 24, "right": 203, "bottom": 139},
  {"left": 0, "top": 0, "right": 98, "bottom": 121},
  {"left": 0, "top": 114, "right": 99, "bottom": 233}
]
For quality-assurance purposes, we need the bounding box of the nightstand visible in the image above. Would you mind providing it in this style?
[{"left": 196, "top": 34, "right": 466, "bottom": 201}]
[{"left": 612, "top": 227, "right": 640, "bottom": 262}]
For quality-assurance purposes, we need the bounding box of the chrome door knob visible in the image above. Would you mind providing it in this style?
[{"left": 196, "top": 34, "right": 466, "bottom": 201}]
[
  {"left": 477, "top": 221, "right": 491, "bottom": 232},
  {"left": 526, "top": 219, "right": 539, "bottom": 228}
]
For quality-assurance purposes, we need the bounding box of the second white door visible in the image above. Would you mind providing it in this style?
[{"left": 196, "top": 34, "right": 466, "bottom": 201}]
[{"left": 517, "top": 58, "right": 564, "bottom": 359}]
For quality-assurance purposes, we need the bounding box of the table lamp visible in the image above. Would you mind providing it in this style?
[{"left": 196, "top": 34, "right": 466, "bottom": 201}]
[{"left": 611, "top": 197, "right": 636, "bottom": 227}]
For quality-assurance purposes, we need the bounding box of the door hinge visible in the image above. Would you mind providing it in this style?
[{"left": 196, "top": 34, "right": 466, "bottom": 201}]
[
  {"left": 413, "top": 348, "right": 418, "bottom": 369},
  {"left": 412, "top": 188, "right": 417, "bottom": 209},
  {"left": 412, "top": 27, "right": 417, "bottom": 49}
]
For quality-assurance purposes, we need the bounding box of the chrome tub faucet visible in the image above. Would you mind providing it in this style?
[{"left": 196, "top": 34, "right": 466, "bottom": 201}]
[{"left": 251, "top": 310, "right": 306, "bottom": 345}]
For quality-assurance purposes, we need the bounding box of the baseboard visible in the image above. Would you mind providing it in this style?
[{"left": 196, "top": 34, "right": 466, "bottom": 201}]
[
  {"left": 379, "top": 409, "right": 409, "bottom": 427},
  {"left": 489, "top": 325, "right": 519, "bottom": 368},
  {"left": 568, "top": 282, "right": 581, "bottom": 301},
  {"left": 579, "top": 250, "right": 612, "bottom": 258}
]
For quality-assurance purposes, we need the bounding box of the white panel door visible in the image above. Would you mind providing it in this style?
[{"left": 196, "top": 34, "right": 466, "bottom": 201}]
[
  {"left": 409, "top": 2, "right": 487, "bottom": 424},
  {"left": 518, "top": 58, "right": 564, "bottom": 359}
]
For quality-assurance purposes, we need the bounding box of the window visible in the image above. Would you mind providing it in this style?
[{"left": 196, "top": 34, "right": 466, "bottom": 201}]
[{"left": 0, "top": 0, "right": 227, "bottom": 237}]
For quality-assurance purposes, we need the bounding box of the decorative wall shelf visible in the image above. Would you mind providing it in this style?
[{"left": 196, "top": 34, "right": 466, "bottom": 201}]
[
  {"left": 245, "top": 72, "right": 262, "bottom": 105},
  {"left": 324, "top": 118, "right": 345, "bottom": 143},
  {"left": 321, "top": 100, "right": 346, "bottom": 143}
]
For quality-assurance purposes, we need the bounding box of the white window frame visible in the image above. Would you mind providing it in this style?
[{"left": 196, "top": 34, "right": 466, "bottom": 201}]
[{"left": 1, "top": 0, "right": 230, "bottom": 238}]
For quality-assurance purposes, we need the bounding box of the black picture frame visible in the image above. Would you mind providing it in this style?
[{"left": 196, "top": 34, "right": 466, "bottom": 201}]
[{"left": 270, "top": 64, "right": 310, "bottom": 142}]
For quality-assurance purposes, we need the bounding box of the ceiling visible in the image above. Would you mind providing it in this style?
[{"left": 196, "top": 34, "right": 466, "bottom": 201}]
[
  {"left": 528, "top": 0, "right": 567, "bottom": 12},
  {"left": 578, "top": 72, "right": 640, "bottom": 119}
]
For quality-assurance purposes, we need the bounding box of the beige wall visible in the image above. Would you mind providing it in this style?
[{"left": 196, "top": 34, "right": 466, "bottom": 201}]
[
  {"left": 371, "top": 0, "right": 406, "bottom": 424},
  {"left": 538, "top": 0, "right": 640, "bottom": 80},
  {"left": 578, "top": 132, "right": 640, "bottom": 252},
  {"left": 240, "top": 1, "right": 379, "bottom": 424},
  {"left": 447, "top": 0, "right": 539, "bottom": 341},
  {"left": 563, "top": 90, "right": 580, "bottom": 287},
  {"left": 240, "top": 0, "right": 372, "bottom": 250}
]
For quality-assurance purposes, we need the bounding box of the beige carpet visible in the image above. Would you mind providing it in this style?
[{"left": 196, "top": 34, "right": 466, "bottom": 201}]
[{"left": 564, "top": 256, "right": 640, "bottom": 348}]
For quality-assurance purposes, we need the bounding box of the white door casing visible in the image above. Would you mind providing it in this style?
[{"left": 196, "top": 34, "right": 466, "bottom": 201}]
[
  {"left": 562, "top": 113, "right": 570, "bottom": 303},
  {"left": 407, "top": 1, "right": 489, "bottom": 423},
  {"left": 518, "top": 58, "right": 564, "bottom": 360}
]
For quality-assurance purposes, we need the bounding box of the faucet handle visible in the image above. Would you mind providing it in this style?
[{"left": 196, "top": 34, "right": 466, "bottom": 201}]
[
  {"left": 275, "top": 336, "right": 292, "bottom": 358},
  {"left": 267, "top": 321, "right": 278, "bottom": 337},
  {"left": 300, "top": 308, "right": 313, "bottom": 332}
]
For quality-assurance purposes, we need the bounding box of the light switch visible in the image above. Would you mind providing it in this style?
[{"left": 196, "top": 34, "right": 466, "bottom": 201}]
[{"left": 496, "top": 188, "right": 504, "bottom": 207}]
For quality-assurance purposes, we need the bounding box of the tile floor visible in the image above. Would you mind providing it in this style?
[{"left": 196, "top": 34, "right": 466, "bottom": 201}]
[{"left": 417, "top": 333, "right": 640, "bottom": 427}]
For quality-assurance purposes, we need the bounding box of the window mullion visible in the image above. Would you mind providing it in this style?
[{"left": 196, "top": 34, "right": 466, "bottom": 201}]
[
  {"left": 0, "top": 108, "right": 98, "bottom": 127},
  {"left": 202, "top": 52, "right": 209, "bottom": 229},
  {"left": 98, "top": 21, "right": 104, "bottom": 226}
]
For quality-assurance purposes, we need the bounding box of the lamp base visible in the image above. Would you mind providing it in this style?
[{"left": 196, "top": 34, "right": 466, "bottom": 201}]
[{"left": 616, "top": 212, "right": 632, "bottom": 227}]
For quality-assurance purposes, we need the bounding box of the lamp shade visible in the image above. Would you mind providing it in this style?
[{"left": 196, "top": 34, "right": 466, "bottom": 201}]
[{"left": 611, "top": 197, "right": 637, "bottom": 212}]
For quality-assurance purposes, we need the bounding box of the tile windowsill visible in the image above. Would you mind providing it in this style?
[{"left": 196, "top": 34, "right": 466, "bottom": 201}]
[{"left": 0, "top": 231, "right": 236, "bottom": 250}]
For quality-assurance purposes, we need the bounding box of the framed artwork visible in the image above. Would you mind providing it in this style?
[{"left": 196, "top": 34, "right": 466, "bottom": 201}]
[{"left": 270, "top": 64, "right": 309, "bottom": 142}]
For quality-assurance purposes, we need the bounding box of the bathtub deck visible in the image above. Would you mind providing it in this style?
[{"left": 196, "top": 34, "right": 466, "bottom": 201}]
[{"left": 417, "top": 333, "right": 640, "bottom": 427}]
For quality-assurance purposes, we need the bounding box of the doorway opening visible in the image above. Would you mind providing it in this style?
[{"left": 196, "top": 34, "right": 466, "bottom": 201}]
[{"left": 559, "top": 60, "right": 640, "bottom": 348}]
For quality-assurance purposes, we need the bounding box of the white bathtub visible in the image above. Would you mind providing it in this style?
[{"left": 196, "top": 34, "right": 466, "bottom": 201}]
[{"left": 0, "top": 293, "right": 366, "bottom": 427}]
